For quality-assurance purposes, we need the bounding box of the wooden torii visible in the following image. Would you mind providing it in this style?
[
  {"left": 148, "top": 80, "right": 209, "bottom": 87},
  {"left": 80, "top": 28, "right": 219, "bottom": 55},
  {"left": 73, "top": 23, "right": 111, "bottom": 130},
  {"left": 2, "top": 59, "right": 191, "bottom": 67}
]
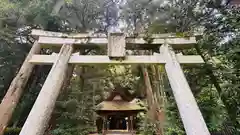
[{"left": 0, "top": 29, "right": 210, "bottom": 135}]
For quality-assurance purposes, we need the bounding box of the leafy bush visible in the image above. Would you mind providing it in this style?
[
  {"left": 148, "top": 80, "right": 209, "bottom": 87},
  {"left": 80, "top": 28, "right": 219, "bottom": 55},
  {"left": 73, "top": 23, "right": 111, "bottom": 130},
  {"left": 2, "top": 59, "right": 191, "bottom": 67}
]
[{"left": 4, "top": 127, "right": 21, "bottom": 135}]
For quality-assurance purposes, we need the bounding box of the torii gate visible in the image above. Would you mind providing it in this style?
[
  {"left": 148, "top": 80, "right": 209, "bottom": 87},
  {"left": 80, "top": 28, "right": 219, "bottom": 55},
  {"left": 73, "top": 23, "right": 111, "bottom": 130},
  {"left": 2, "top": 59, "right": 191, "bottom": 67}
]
[{"left": 0, "top": 29, "right": 210, "bottom": 135}]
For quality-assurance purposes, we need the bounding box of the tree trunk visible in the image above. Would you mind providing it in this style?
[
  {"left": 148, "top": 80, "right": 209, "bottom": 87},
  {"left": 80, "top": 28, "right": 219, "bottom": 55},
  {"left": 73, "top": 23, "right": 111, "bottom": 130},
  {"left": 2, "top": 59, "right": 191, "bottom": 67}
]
[
  {"left": 0, "top": 42, "right": 41, "bottom": 135},
  {"left": 140, "top": 65, "right": 163, "bottom": 135},
  {"left": 150, "top": 65, "right": 165, "bottom": 134},
  {"left": 19, "top": 44, "right": 74, "bottom": 135}
]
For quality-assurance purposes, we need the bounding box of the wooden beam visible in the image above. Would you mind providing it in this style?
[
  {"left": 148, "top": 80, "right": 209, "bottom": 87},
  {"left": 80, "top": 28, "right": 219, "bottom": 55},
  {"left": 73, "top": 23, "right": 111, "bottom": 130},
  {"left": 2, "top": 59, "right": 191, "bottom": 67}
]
[
  {"left": 32, "top": 29, "right": 202, "bottom": 39},
  {"left": 38, "top": 36, "right": 107, "bottom": 47},
  {"left": 29, "top": 55, "right": 165, "bottom": 64},
  {"left": 19, "top": 44, "right": 74, "bottom": 135},
  {"left": 31, "top": 29, "right": 107, "bottom": 38},
  {"left": 71, "top": 55, "right": 163, "bottom": 64},
  {"left": 177, "top": 55, "right": 204, "bottom": 64},
  {"left": 29, "top": 55, "right": 204, "bottom": 65},
  {"left": 0, "top": 42, "right": 41, "bottom": 135},
  {"left": 37, "top": 35, "right": 196, "bottom": 50},
  {"left": 160, "top": 44, "right": 210, "bottom": 135}
]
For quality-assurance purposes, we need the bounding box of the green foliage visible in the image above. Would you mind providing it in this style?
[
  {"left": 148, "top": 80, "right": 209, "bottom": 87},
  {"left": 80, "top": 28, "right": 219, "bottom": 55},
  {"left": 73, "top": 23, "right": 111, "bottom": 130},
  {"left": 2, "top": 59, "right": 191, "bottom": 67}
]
[
  {"left": 4, "top": 127, "right": 21, "bottom": 135},
  {"left": 137, "top": 112, "right": 157, "bottom": 135}
]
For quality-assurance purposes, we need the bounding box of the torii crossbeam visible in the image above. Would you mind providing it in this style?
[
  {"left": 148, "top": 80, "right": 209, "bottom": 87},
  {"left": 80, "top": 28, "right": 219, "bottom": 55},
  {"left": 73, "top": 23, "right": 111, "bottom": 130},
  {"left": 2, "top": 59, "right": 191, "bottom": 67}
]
[{"left": 0, "top": 29, "right": 210, "bottom": 135}]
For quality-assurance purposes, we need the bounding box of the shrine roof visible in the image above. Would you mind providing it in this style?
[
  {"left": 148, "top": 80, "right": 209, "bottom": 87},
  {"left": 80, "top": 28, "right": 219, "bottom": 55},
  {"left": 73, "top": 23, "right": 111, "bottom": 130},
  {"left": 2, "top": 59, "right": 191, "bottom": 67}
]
[
  {"left": 95, "top": 87, "right": 146, "bottom": 111},
  {"left": 105, "top": 88, "right": 134, "bottom": 102},
  {"left": 95, "top": 99, "right": 145, "bottom": 111}
]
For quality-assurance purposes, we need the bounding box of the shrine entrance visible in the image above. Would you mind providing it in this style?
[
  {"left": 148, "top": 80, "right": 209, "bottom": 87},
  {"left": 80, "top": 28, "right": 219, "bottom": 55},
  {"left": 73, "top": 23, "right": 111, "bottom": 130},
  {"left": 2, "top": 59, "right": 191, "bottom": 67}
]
[
  {"left": 108, "top": 115, "right": 127, "bottom": 130},
  {"left": 95, "top": 88, "right": 145, "bottom": 134}
]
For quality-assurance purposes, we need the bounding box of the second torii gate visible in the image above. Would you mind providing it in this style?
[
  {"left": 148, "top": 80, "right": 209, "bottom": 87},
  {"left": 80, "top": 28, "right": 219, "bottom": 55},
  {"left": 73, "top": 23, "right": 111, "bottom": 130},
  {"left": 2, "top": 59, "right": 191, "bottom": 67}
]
[{"left": 2, "top": 29, "right": 210, "bottom": 135}]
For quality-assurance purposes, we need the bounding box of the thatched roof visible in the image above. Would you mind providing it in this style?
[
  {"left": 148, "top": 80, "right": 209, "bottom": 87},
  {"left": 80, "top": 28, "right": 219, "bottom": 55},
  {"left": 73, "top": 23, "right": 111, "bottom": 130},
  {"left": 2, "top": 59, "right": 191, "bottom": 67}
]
[
  {"left": 95, "top": 87, "right": 146, "bottom": 112},
  {"left": 105, "top": 87, "right": 134, "bottom": 102},
  {"left": 95, "top": 99, "right": 145, "bottom": 111}
]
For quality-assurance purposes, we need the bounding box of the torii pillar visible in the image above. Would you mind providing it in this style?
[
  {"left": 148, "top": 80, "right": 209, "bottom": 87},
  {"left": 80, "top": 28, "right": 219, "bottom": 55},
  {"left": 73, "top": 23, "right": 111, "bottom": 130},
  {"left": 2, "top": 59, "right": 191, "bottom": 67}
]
[
  {"left": 160, "top": 43, "right": 210, "bottom": 135},
  {"left": 19, "top": 44, "right": 73, "bottom": 135}
]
